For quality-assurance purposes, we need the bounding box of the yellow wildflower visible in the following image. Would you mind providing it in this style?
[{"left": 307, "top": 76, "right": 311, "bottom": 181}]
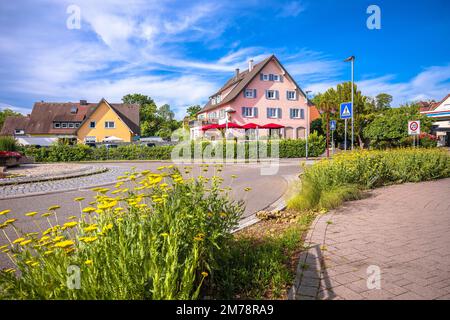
[
  {"left": 74, "top": 197, "right": 85, "bottom": 202},
  {"left": 160, "top": 232, "right": 169, "bottom": 237},
  {"left": 63, "top": 221, "right": 78, "bottom": 229},
  {"left": 201, "top": 272, "right": 208, "bottom": 277},
  {"left": 41, "top": 212, "right": 51, "bottom": 217},
  {"left": 54, "top": 240, "right": 74, "bottom": 248},
  {"left": 83, "top": 224, "right": 98, "bottom": 233},
  {"left": 48, "top": 205, "right": 60, "bottom": 211},
  {"left": 53, "top": 236, "right": 64, "bottom": 242},
  {"left": 4, "top": 218, "right": 17, "bottom": 225},
  {"left": 12, "top": 237, "right": 25, "bottom": 244},
  {"left": 25, "top": 211, "right": 38, "bottom": 217},
  {"left": 82, "top": 207, "right": 96, "bottom": 213},
  {"left": 20, "top": 239, "right": 33, "bottom": 246},
  {"left": 0, "top": 209, "right": 11, "bottom": 216},
  {"left": 79, "top": 236, "right": 98, "bottom": 244},
  {"left": 85, "top": 260, "right": 93, "bottom": 266},
  {"left": 44, "top": 250, "right": 54, "bottom": 256}
]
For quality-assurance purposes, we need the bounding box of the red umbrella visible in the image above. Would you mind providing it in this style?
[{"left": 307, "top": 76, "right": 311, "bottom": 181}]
[
  {"left": 261, "top": 123, "right": 285, "bottom": 129},
  {"left": 201, "top": 124, "right": 219, "bottom": 131},
  {"left": 217, "top": 122, "right": 242, "bottom": 129},
  {"left": 242, "top": 123, "right": 260, "bottom": 129}
]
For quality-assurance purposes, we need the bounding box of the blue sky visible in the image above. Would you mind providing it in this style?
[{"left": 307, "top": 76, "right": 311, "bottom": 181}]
[{"left": 0, "top": 0, "right": 449, "bottom": 119}]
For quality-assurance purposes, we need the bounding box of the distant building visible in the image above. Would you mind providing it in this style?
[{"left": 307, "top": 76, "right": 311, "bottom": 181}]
[
  {"left": 1, "top": 99, "right": 140, "bottom": 144},
  {"left": 191, "top": 54, "right": 320, "bottom": 140},
  {"left": 420, "top": 93, "right": 450, "bottom": 147}
]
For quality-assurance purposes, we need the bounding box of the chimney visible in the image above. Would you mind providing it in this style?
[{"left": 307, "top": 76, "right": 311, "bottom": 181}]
[
  {"left": 235, "top": 68, "right": 240, "bottom": 79},
  {"left": 248, "top": 59, "right": 254, "bottom": 72},
  {"left": 80, "top": 99, "right": 87, "bottom": 105}
]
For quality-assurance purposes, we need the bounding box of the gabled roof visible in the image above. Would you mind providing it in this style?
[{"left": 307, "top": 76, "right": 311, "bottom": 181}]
[
  {"left": 199, "top": 54, "right": 310, "bottom": 114},
  {"left": 1, "top": 99, "right": 140, "bottom": 136},
  {"left": 430, "top": 93, "right": 450, "bottom": 111},
  {"left": 0, "top": 116, "right": 30, "bottom": 135},
  {"left": 76, "top": 98, "right": 140, "bottom": 135}
]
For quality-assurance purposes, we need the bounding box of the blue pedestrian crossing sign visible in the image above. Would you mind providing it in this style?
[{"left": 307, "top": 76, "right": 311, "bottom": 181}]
[
  {"left": 340, "top": 102, "right": 353, "bottom": 119},
  {"left": 330, "top": 120, "right": 336, "bottom": 131}
]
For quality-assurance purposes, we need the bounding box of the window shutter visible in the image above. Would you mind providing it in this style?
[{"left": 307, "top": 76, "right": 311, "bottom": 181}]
[
  {"left": 286, "top": 91, "right": 289, "bottom": 100},
  {"left": 265, "top": 90, "right": 268, "bottom": 99},
  {"left": 253, "top": 89, "right": 257, "bottom": 98},
  {"left": 266, "top": 108, "right": 269, "bottom": 118},
  {"left": 254, "top": 107, "right": 258, "bottom": 118},
  {"left": 289, "top": 109, "right": 293, "bottom": 119},
  {"left": 278, "top": 108, "right": 282, "bottom": 119},
  {"left": 279, "top": 75, "right": 283, "bottom": 82},
  {"left": 260, "top": 73, "right": 264, "bottom": 81},
  {"left": 276, "top": 90, "right": 279, "bottom": 100},
  {"left": 241, "top": 107, "right": 245, "bottom": 116},
  {"left": 269, "top": 74, "right": 274, "bottom": 81},
  {"left": 301, "top": 109, "right": 305, "bottom": 119}
]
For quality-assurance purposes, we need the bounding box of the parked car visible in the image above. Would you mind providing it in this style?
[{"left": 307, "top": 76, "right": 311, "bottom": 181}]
[
  {"left": 104, "top": 144, "right": 118, "bottom": 149},
  {"left": 85, "top": 142, "right": 97, "bottom": 148}
]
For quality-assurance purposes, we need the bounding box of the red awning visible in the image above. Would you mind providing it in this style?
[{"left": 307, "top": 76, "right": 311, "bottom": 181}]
[
  {"left": 217, "top": 122, "right": 243, "bottom": 129},
  {"left": 261, "top": 123, "right": 285, "bottom": 129},
  {"left": 201, "top": 124, "right": 219, "bottom": 131},
  {"left": 242, "top": 123, "right": 260, "bottom": 129}
]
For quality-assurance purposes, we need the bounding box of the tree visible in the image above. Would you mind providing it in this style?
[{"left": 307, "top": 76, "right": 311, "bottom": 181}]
[
  {"left": 375, "top": 93, "right": 393, "bottom": 110},
  {"left": 157, "top": 104, "right": 174, "bottom": 122},
  {"left": 363, "top": 103, "right": 432, "bottom": 149},
  {"left": 0, "top": 108, "right": 22, "bottom": 132},
  {"left": 122, "top": 94, "right": 158, "bottom": 137},
  {"left": 317, "top": 89, "right": 338, "bottom": 158},
  {"left": 310, "top": 118, "right": 324, "bottom": 136},
  {"left": 186, "top": 105, "right": 201, "bottom": 118}
]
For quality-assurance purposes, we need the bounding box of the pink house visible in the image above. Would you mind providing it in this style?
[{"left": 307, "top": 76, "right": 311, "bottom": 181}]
[{"left": 191, "top": 54, "right": 320, "bottom": 139}]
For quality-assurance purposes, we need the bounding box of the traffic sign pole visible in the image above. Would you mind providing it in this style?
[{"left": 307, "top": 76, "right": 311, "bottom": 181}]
[
  {"left": 351, "top": 58, "right": 354, "bottom": 151},
  {"left": 344, "top": 119, "right": 347, "bottom": 151}
]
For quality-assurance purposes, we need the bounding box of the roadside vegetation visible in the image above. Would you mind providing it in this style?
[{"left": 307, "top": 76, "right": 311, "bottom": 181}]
[
  {"left": 0, "top": 166, "right": 244, "bottom": 299},
  {"left": 288, "top": 148, "right": 450, "bottom": 212},
  {"left": 21, "top": 135, "right": 326, "bottom": 163}
]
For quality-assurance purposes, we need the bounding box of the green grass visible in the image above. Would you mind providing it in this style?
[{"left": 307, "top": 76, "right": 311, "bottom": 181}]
[
  {"left": 210, "top": 212, "right": 315, "bottom": 299},
  {"left": 288, "top": 148, "right": 450, "bottom": 212}
]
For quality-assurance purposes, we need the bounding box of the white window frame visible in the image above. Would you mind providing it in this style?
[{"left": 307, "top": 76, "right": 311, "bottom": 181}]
[
  {"left": 208, "top": 112, "right": 217, "bottom": 119},
  {"left": 262, "top": 74, "right": 269, "bottom": 81},
  {"left": 291, "top": 108, "right": 304, "bottom": 119},
  {"left": 89, "top": 121, "right": 96, "bottom": 128},
  {"left": 242, "top": 107, "right": 255, "bottom": 118},
  {"left": 273, "top": 74, "right": 281, "bottom": 82},
  {"left": 198, "top": 114, "right": 205, "bottom": 120},
  {"left": 54, "top": 122, "right": 61, "bottom": 128},
  {"left": 85, "top": 136, "right": 96, "bottom": 143},
  {"left": 245, "top": 89, "right": 255, "bottom": 98},
  {"left": 266, "top": 90, "right": 276, "bottom": 100},
  {"left": 75, "top": 123, "right": 80, "bottom": 128},
  {"left": 287, "top": 90, "right": 297, "bottom": 100},
  {"left": 267, "top": 108, "right": 279, "bottom": 119},
  {"left": 61, "top": 123, "right": 68, "bottom": 128},
  {"left": 14, "top": 129, "right": 24, "bottom": 135},
  {"left": 68, "top": 123, "right": 75, "bottom": 128},
  {"left": 219, "top": 109, "right": 225, "bottom": 119},
  {"left": 105, "top": 121, "right": 115, "bottom": 129}
]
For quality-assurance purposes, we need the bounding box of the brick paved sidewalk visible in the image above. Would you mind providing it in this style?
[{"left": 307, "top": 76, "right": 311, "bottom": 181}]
[{"left": 289, "top": 178, "right": 450, "bottom": 300}]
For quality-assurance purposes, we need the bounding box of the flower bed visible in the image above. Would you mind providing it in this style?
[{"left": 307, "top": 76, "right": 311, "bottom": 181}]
[
  {"left": 0, "top": 151, "right": 22, "bottom": 167},
  {"left": 0, "top": 165, "right": 244, "bottom": 299}
]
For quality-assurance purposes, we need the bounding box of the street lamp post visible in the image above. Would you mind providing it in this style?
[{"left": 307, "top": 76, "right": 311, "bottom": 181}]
[
  {"left": 344, "top": 56, "right": 355, "bottom": 150},
  {"left": 305, "top": 90, "right": 312, "bottom": 160}
]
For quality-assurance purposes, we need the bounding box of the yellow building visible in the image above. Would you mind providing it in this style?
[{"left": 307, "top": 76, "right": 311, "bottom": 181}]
[
  {"left": 1, "top": 98, "right": 140, "bottom": 144},
  {"left": 77, "top": 99, "right": 140, "bottom": 143}
]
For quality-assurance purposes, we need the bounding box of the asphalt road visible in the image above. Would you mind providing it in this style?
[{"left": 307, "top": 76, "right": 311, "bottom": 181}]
[{"left": 0, "top": 159, "right": 304, "bottom": 268}]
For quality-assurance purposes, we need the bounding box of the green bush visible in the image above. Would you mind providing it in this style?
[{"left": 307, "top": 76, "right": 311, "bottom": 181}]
[
  {"left": 288, "top": 148, "right": 450, "bottom": 212},
  {"left": 22, "top": 135, "right": 326, "bottom": 163},
  {"left": 0, "top": 167, "right": 243, "bottom": 299},
  {"left": 0, "top": 136, "right": 18, "bottom": 152}
]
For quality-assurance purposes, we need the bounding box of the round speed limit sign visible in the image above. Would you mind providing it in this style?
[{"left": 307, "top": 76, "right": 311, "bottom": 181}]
[{"left": 408, "top": 120, "right": 420, "bottom": 135}]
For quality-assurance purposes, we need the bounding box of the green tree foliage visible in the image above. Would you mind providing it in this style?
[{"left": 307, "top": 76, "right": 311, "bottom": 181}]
[
  {"left": 314, "top": 82, "right": 377, "bottom": 149},
  {"left": 375, "top": 93, "right": 393, "bottom": 110},
  {"left": 363, "top": 104, "right": 433, "bottom": 149},
  {"left": 0, "top": 108, "right": 22, "bottom": 132},
  {"left": 310, "top": 118, "right": 324, "bottom": 136},
  {"left": 122, "top": 94, "right": 181, "bottom": 139},
  {"left": 186, "top": 105, "right": 202, "bottom": 118}
]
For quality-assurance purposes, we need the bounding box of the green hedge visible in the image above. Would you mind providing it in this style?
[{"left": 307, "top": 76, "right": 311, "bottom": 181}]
[{"left": 22, "top": 134, "right": 326, "bottom": 162}]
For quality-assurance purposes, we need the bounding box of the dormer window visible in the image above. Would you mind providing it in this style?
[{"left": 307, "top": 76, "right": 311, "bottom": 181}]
[
  {"left": 14, "top": 129, "right": 25, "bottom": 135},
  {"left": 70, "top": 106, "right": 78, "bottom": 114},
  {"left": 54, "top": 122, "right": 61, "bottom": 128}
]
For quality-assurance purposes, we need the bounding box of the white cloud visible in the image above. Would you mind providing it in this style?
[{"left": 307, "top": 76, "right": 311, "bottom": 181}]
[{"left": 277, "top": 1, "right": 306, "bottom": 18}]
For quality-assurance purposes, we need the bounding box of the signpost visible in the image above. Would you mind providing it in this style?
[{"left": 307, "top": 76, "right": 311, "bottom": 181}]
[
  {"left": 340, "top": 102, "right": 353, "bottom": 150},
  {"left": 408, "top": 120, "right": 421, "bottom": 147},
  {"left": 330, "top": 120, "right": 336, "bottom": 155}
]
